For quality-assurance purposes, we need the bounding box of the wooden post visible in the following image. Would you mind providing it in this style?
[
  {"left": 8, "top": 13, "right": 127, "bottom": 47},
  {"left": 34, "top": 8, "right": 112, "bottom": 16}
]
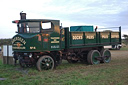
[
  {"left": 7, "top": 45, "right": 9, "bottom": 64},
  {"left": 2, "top": 45, "right": 14, "bottom": 65}
]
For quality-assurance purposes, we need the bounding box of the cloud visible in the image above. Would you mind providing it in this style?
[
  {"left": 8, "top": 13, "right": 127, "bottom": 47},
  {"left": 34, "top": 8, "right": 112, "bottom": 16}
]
[{"left": 0, "top": 0, "right": 128, "bottom": 38}]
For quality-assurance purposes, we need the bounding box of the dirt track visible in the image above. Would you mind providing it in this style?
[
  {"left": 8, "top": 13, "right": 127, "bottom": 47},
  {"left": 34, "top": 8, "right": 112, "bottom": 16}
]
[{"left": 111, "top": 50, "right": 128, "bottom": 59}]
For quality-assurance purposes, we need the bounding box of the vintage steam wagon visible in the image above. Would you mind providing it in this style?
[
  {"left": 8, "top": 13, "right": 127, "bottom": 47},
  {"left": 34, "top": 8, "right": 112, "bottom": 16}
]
[{"left": 12, "top": 13, "right": 121, "bottom": 71}]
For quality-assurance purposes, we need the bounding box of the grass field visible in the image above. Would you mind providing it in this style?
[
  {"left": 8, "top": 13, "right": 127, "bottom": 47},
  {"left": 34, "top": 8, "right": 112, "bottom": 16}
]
[
  {"left": 0, "top": 50, "right": 128, "bottom": 85},
  {"left": 120, "top": 46, "right": 128, "bottom": 51}
]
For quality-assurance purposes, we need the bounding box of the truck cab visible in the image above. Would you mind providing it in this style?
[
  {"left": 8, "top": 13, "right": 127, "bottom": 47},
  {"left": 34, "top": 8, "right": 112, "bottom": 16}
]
[
  {"left": 12, "top": 19, "right": 63, "bottom": 52},
  {"left": 12, "top": 13, "right": 65, "bottom": 70}
]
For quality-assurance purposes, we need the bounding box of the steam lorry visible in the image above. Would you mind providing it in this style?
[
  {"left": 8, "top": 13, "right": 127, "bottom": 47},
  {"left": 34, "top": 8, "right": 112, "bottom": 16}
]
[{"left": 12, "top": 13, "right": 121, "bottom": 71}]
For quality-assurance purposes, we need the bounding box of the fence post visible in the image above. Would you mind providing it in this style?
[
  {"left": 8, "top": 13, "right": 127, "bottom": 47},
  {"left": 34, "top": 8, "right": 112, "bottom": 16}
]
[
  {"left": 3, "top": 45, "right": 14, "bottom": 65},
  {"left": 7, "top": 45, "right": 9, "bottom": 64}
]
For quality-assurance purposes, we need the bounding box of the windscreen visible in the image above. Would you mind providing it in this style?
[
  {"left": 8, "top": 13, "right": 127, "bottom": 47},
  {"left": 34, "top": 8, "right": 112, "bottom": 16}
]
[{"left": 18, "top": 22, "right": 40, "bottom": 33}]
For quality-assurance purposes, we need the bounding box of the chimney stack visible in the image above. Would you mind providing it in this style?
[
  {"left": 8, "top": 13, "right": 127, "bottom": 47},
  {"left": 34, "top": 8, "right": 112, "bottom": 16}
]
[{"left": 20, "top": 12, "right": 26, "bottom": 20}]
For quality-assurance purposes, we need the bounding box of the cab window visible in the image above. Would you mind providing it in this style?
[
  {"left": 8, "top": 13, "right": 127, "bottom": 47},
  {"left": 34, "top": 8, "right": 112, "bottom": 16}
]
[
  {"left": 18, "top": 22, "right": 40, "bottom": 33},
  {"left": 41, "top": 22, "right": 51, "bottom": 29}
]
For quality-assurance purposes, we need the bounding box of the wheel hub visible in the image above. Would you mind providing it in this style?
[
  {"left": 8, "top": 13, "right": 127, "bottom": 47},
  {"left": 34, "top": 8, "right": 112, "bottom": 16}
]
[{"left": 46, "top": 63, "right": 50, "bottom": 66}]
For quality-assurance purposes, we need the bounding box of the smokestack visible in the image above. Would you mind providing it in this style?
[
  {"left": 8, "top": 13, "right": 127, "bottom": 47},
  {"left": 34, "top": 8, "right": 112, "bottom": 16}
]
[
  {"left": 20, "top": 11, "right": 26, "bottom": 20},
  {"left": 19, "top": 11, "right": 27, "bottom": 33}
]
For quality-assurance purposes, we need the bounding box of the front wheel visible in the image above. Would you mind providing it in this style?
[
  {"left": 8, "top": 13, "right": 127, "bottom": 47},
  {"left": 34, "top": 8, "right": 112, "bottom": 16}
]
[{"left": 37, "top": 55, "right": 54, "bottom": 71}]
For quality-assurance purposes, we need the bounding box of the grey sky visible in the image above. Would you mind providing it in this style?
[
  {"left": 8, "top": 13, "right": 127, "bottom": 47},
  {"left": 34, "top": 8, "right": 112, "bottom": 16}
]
[{"left": 0, "top": 0, "right": 128, "bottom": 38}]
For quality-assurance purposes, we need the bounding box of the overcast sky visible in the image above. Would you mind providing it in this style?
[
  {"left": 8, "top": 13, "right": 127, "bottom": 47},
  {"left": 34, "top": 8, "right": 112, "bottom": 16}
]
[{"left": 0, "top": 0, "right": 128, "bottom": 38}]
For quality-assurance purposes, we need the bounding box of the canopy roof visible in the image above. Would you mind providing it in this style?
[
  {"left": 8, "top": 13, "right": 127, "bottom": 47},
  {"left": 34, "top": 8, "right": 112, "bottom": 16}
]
[{"left": 12, "top": 19, "right": 59, "bottom": 23}]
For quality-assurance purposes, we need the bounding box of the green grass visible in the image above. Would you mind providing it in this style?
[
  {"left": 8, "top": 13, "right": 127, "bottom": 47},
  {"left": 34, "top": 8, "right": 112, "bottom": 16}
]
[
  {"left": 0, "top": 52, "right": 128, "bottom": 85},
  {"left": 120, "top": 46, "right": 128, "bottom": 51}
]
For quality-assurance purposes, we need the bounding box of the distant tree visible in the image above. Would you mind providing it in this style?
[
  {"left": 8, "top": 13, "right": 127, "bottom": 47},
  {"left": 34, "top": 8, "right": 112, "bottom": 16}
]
[
  {"left": 123, "top": 34, "right": 128, "bottom": 45},
  {"left": 0, "top": 39, "right": 12, "bottom": 46},
  {"left": 123, "top": 34, "right": 128, "bottom": 39},
  {"left": 103, "top": 30, "right": 112, "bottom": 32}
]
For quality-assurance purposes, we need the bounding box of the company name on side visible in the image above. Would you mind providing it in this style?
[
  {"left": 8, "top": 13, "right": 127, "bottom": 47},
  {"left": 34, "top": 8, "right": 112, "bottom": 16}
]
[
  {"left": 101, "top": 35, "right": 108, "bottom": 39},
  {"left": 12, "top": 37, "right": 26, "bottom": 45},
  {"left": 73, "top": 36, "right": 83, "bottom": 40},
  {"left": 86, "top": 35, "right": 94, "bottom": 39},
  {"left": 111, "top": 35, "right": 119, "bottom": 38}
]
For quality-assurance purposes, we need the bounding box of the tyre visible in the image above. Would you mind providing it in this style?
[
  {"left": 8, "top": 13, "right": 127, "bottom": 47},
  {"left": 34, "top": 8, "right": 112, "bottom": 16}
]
[
  {"left": 87, "top": 50, "right": 101, "bottom": 65},
  {"left": 100, "top": 50, "right": 111, "bottom": 63},
  {"left": 37, "top": 55, "right": 54, "bottom": 71}
]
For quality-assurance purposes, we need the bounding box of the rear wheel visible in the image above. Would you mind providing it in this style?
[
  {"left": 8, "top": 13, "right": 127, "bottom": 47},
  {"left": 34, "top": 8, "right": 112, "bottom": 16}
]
[
  {"left": 37, "top": 55, "right": 54, "bottom": 71},
  {"left": 87, "top": 50, "right": 101, "bottom": 65},
  {"left": 101, "top": 50, "right": 111, "bottom": 63}
]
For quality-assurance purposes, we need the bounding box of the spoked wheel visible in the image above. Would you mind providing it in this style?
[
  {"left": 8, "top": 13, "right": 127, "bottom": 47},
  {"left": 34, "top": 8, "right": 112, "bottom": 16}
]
[
  {"left": 37, "top": 55, "right": 54, "bottom": 71},
  {"left": 101, "top": 49, "right": 111, "bottom": 63},
  {"left": 87, "top": 50, "right": 101, "bottom": 65}
]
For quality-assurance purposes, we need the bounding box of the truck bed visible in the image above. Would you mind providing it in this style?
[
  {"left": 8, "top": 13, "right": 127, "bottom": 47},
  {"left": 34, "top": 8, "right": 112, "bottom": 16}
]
[{"left": 69, "top": 31, "right": 121, "bottom": 48}]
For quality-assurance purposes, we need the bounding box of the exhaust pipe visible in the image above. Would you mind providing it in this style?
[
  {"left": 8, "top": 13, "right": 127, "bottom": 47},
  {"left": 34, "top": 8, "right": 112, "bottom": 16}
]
[
  {"left": 20, "top": 11, "right": 26, "bottom": 20},
  {"left": 20, "top": 11, "right": 27, "bottom": 33}
]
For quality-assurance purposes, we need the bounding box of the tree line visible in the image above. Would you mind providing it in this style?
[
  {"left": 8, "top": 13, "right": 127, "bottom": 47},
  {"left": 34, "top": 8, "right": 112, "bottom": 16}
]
[
  {"left": 0, "top": 39, "right": 12, "bottom": 46},
  {"left": 122, "top": 34, "right": 128, "bottom": 45}
]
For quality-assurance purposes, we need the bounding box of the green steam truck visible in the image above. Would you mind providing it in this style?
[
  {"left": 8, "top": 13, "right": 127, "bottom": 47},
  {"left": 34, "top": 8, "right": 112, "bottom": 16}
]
[{"left": 12, "top": 13, "right": 121, "bottom": 71}]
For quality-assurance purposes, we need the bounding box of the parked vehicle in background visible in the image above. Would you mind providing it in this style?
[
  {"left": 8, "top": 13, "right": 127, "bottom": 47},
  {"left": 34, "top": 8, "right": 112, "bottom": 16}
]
[
  {"left": 112, "top": 44, "right": 122, "bottom": 50},
  {"left": 104, "top": 44, "right": 122, "bottom": 50}
]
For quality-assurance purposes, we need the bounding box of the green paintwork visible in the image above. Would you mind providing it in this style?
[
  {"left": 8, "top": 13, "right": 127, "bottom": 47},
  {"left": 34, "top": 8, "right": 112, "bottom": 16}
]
[
  {"left": 103, "top": 50, "right": 111, "bottom": 63},
  {"left": 85, "top": 32, "right": 97, "bottom": 44},
  {"left": 12, "top": 32, "right": 62, "bottom": 52},
  {"left": 18, "top": 33, "right": 39, "bottom": 38},
  {"left": 12, "top": 19, "right": 121, "bottom": 53},
  {"left": 92, "top": 51, "right": 100, "bottom": 64},
  {"left": 49, "top": 32, "right": 61, "bottom": 51},
  {"left": 12, "top": 33, "right": 42, "bottom": 52},
  {"left": 12, "top": 19, "right": 62, "bottom": 52},
  {"left": 64, "top": 27, "right": 70, "bottom": 49},
  {"left": 68, "top": 29, "right": 121, "bottom": 49},
  {"left": 70, "top": 32, "right": 84, "bottom": 45}
]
